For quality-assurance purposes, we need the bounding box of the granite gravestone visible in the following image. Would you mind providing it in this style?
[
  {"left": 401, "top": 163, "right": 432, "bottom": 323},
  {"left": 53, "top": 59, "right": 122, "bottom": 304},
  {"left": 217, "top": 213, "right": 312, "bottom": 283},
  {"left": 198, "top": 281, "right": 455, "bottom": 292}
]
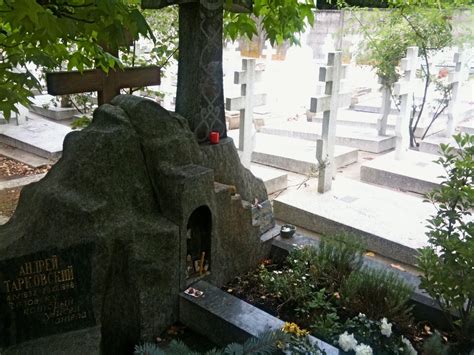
[{"left": 0, "top": 95, "right": 274, "bottom": 354}]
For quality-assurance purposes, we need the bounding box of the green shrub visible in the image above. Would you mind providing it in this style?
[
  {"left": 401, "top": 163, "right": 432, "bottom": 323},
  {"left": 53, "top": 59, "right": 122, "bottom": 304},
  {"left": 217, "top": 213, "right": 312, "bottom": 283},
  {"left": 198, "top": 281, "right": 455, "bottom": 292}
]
[
  {"left": 418, "top": 133, "right": 474, "bottom": 351},
  {"left": 71, "top": 115, "right": 92, "bottom": 130},
  {"left": 260, "top": 236, "right": 363, "bottom": 305},
  {"left": 341, "top": 268, "right": 414, "bottom": 327},
  {"left": 303, "top": 235, "right": 364, "bottom": 290}
]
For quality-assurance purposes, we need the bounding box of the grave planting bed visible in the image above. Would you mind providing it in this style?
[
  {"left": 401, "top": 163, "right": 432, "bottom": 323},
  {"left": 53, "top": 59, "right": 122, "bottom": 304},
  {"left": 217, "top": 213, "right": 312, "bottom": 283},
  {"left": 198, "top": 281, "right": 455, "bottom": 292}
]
[
  {"left": 0, "top": 155, "right": 50, "bottom": 180},
  {"left": 222, "top": 238, "right": 456, "bottom": 354},
  {"left": 0, "top": 155, "right": 51, "bottom": 218}
]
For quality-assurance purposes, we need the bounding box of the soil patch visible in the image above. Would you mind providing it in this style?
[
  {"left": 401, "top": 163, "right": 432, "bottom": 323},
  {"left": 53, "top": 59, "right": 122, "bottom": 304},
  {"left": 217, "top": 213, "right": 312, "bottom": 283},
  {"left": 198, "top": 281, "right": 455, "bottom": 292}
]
[
  {"left": 0, "top": 155, "right": 51, "bottom": 180},
  {"left": 0, "top": 187, "right": 21, "bottom": 217}
]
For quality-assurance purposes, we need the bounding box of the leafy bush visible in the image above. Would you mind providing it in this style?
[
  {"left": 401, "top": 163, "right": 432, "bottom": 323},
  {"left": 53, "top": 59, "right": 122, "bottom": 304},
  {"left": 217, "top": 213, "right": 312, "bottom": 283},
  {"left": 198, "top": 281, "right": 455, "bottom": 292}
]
[
  {"left": 418, "top": 133, "right": 474, "bottom": 351},
  {"left": 341, "top": 268, "right": 414, "bottom": 327},
  {"left": 260, "top": 236, "right": 363, "bottom": 306},
  {"left": 302, "top": 236, "right": 364, "bottom": 290},
  {"left": 71, "top": 115, "right": 92, "bottom": 130}
]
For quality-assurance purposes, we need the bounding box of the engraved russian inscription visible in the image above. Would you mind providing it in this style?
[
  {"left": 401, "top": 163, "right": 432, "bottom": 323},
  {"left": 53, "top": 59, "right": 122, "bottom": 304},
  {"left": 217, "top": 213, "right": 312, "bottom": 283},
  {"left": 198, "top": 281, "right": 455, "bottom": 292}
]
[{"left": 0, "top": 244, "right": 96, "bottom": 347}]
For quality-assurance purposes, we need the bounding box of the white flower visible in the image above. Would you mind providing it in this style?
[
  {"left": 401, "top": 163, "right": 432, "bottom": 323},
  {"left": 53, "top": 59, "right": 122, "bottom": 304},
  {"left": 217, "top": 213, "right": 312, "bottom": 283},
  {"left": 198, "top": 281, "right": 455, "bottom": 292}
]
[
  {"left": 358, "top": 313, "right": 366, "bottom": 318},
  {"left": 338, "top": 332, "right": 358, "bottom": 352},
  {"left": 380, "top": 317, "right": 392, "bottom": 337},
  {"left": 401, "top": 336, "right": 418, "bottom": 355},
  {"left": 354, "top": 343, "right": 373, "bottom": 355}
]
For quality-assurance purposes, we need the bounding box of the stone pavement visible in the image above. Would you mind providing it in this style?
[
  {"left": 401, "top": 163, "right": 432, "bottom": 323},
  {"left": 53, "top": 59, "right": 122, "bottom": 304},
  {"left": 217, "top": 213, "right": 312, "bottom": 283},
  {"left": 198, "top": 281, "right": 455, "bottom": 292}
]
[
  {"left": 227, "top": 130, "right": 358, "bottom": 175},
  {"left": 260, "top": 120, "right": 395, "bottom": 153},
  {"left": 0, "top": 116, "right": 71, "bottom": 159},
  {"left": 273, "top": 176, "right": 436, "bottom": 265},
  {"left": 249, "top": 164, "right": 287, "bottom": 194},
  {"left": 360, "top": 150, "right": 444, "bottom": 195}
]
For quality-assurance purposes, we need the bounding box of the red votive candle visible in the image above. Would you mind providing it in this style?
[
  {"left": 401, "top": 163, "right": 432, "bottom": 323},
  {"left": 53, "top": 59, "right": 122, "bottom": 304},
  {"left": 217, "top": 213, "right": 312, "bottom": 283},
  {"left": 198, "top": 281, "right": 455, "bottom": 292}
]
[{"left": 210, "top": 131, "right": 220, "bottom": 144}]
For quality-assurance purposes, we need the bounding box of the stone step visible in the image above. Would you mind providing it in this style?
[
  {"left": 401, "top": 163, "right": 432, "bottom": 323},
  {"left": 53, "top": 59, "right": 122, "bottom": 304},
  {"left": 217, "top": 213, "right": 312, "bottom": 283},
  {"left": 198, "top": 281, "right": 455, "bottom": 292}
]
[
  {"left": 307, "top": 109, "right": 398, "bottom": 131},
  {"left": 227, "top": 131, "right": 358, "bottom": 175},
  {"left": 0, "top": 143, "right": 56, "bottom": 168},
  {"left": 360, "top": 150, "right": 444, "bottom": 195},
  {"left": 458, "top": 120, "right": 473, "bottom": 134},
  {"left": 351, "top": 96, "right": 399, "bottom": 115},
  {"left": 273, "top": 177, "right": 435, "bottom": 266},
  {"left": 349, "top": 101, "right": 473, "bottom": 138},
  {"left": 309, "top": 109, "right": 459, "bottom": 139},
  {"left": 179, "top": 280, "right": 338, "bottom": 353},
  {"left": 250, "top": 164, "right": 287, "bottom": 194},
  {"left": 260, "top": 121, "right": 395, "bottom": 153},
  {"left": 419, "top": 132, "right": 456, "bottom": 155},
  {"left": 29, "top": 94, "right": 79, "bottom": 121},
  {"left": 0, "top": 117, "right": 71, "bottom": 159},
  {"left": 0, "top": 173, "right": 46, "bottom": 191}
]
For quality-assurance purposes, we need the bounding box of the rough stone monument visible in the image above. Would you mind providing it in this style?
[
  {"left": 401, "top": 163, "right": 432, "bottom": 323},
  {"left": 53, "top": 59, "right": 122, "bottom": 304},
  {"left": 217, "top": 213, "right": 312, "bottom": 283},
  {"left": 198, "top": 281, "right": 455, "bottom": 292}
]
[{"left": 0, "top": 95, "right": 274, "bottom": 354}]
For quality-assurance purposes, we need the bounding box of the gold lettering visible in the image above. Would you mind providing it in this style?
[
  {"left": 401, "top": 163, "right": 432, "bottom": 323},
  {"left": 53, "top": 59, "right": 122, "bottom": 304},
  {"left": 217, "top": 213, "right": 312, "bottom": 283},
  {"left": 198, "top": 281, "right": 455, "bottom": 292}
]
[
  {"left": 11, "top": 280, "right": 19, "bottom": 292},
  {"left": 40, "top": 274, "right": 47, "bottom": 286},
  {"left": 51, "top": 255, "right": 58, "bottom": 270},
  {"left": 33, "top": 274, "right": 41, "bottom": 287},
  {"left": 38, "top": 260, "right": 46, "bottom": 273},
  {"left": 17, "top": 277, "right": 25, "bottom": 291},
  {"left": 24, "top": 276, "right": 32, "bottom": 289},
  {"left": 3, "top": 280, "right": 11, "bottom": 293},
  {"left": 69, "top": 266, "right": 74, "bottom": 281}
]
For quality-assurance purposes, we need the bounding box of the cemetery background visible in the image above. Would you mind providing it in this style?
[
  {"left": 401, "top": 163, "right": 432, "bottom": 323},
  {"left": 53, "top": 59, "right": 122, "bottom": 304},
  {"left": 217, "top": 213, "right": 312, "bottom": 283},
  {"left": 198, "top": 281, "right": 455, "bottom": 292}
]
[{"left": 0, "top": 1, "right": 473, "bottom": 354}]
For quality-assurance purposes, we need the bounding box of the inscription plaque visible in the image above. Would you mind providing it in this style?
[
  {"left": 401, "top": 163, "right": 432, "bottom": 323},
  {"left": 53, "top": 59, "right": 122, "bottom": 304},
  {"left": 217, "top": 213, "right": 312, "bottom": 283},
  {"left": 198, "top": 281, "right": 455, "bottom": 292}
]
[{"left": 0, "top": 244, "right": 96, "bottom": 347}]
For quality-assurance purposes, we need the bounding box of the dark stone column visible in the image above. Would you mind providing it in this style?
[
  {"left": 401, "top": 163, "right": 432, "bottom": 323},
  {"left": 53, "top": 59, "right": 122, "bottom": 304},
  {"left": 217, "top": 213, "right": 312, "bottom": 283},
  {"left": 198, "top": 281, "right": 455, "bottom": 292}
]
[{"left": 176, "top": 1, "right": 226, "bottom": 143}]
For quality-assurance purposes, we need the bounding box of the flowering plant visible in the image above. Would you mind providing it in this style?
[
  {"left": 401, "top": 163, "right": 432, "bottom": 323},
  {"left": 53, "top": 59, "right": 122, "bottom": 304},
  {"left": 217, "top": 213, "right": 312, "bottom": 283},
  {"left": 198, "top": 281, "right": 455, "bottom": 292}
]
[
  {"left": 336, "top": 314, "right": 416, "bottom": 354},
  {"left": 281, "top": 322, "right": 326, "bottom": 354}
]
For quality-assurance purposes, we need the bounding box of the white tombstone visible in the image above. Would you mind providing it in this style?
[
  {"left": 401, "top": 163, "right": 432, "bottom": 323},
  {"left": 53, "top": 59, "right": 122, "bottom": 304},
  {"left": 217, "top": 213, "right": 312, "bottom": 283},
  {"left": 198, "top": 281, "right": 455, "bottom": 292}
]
[
  {"left": 445, "top": 47, "right": 469, "bottom": 137},
  {"left": 393, "top": 47, "right": 421, "bottom": 160},
  {"left": 226, "top": 58, "right": 266, "bottom": 168},
  {"left": 309, "top": 51, "right": 348, "bottom": 193}
]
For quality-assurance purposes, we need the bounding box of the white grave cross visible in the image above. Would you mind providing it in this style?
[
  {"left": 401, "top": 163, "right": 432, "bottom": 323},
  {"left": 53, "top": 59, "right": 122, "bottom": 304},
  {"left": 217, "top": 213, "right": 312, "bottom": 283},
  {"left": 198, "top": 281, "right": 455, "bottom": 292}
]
[
  {"left": 226, "top": 58, "right": 266, "bottom": 168},
  {"left": 377, "top": 77, "right": 392, "bottom": 136},
  {"left": 445, "top": 48, "right": 469, "bottom": 137},
  {"left": 393, "top": 46, "right": 421, "bottom": 160},
  {"left": 309, "top": 51, "right": 348, "bottom": 193}
]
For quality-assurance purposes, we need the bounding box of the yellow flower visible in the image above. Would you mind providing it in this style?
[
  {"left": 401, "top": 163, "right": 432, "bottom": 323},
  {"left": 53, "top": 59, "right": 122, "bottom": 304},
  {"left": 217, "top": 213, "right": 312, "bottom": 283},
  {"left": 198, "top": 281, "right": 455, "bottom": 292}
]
[{"left": 281, "top": 322, "right": 309, "bottom": 337}]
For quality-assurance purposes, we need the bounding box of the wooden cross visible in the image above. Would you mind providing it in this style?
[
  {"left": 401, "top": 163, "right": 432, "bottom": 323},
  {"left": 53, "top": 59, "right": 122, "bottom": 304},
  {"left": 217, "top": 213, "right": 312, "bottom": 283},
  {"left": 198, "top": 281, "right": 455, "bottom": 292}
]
[
  {"left": 225, "top": 58, "right": 266, "bottom": 168},
  {"left": 309, "top": 52, "right": 348, "bottom": 193},
  {"left": 445, "top": 47, "right": 469, "bottom": 137},
  {"left": 393, "top": 46, "right": 421, "bottom": 160},
  {"left": 46, "top": 66, "right": 161, "bottom": 106},
  {"left": 142, "top": 0, "right": 252, "bottom": 143}
]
